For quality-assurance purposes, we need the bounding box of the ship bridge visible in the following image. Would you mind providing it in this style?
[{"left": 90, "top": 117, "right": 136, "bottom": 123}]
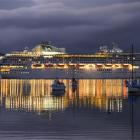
[{"left": 32, "top": 41, "right": 66, "bottom": 55}]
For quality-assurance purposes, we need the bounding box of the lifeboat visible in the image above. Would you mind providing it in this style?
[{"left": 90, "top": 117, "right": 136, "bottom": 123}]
[
  {"left": 45, "top": 64, "right": 54, "bottom": 68},
  {"left": 31, "top": 63, "right": 44, "bottom": 69}
]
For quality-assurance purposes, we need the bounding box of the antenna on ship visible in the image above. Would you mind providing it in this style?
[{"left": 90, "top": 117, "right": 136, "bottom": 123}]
[{"left": 24, "top": 46, "right": 29, "bottom": 52}]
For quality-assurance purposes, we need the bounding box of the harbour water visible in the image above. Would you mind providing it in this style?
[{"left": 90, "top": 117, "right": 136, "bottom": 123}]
[{"left": 0, "top": 79, "right": 140, "bottom": 140}]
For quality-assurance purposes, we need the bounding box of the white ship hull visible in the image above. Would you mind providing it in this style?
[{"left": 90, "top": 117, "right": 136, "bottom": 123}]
[{"left": 1, "top": 68, "right": 140, "bottom": 79}]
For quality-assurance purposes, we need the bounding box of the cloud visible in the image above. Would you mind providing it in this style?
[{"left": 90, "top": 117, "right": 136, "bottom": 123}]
[
  {"left": 0, "top": 1, "right": 140, "bottom": 29},
  {"left": 0, "top": 0, "right": 34, "bottom": 10},
  {"left": 0, "top": 0, "right": 140, "bottom": 53}
]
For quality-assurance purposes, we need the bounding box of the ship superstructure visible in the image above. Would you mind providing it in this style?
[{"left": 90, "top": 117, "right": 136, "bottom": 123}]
[{"left": 0, "top": 42, "right": 140, "bottom": 79}]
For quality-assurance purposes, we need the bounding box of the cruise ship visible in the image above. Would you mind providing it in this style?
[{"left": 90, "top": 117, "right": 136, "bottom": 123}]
[{"left": 0, "top": 41, "right": 140, "bottom": 79}]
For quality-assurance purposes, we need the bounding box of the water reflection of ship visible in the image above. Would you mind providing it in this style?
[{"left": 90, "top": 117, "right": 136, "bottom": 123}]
[
  {"left": 38, "top": 97, "right": 64, "bottom": 120},
  {"left": 0, "top": 79, "right": 128, "bottom": 113},
  {"left": 107, "top": 97, "right": 123, "bottom": 113},
  {"left": 1, "top": 95, "right": 124, "bottom": 114},
  {"left": 68, "top": 92, "right": 124, "bottom": 112},
  {"left": 22, "top": 80, "right": 31, "bottom": 96},
  {"left": 0, "top": 97, "right": 6, "bottom": 109},
  {"left": 3, "top": 96, "right": 66, "bottom": 113}
]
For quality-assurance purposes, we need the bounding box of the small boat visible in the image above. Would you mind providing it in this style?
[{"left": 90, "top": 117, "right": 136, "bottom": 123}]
[
  {"left": 128, "top": 80, "right": 140, "bottom": 93},
  {"left": 51, "top": 79, "right": 66, "bottom": 96},
  {"left": 128, "top": 45, "right": 140, "bottom": 94},
  {"left": 71, "top": 78, "right": 78, "bottom": 89},
  {"left": 125, "top": 79, "right": 129, "bottom": 87}
]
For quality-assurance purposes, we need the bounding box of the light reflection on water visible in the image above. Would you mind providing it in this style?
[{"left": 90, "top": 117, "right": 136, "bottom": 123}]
[{"left": 0, "top": 79, "right": 140, "bottom": 140}]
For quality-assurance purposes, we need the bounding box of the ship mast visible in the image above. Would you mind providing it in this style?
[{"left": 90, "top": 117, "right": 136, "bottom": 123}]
[{"left": 131, "top": 44, "right": 134, "bottom": 80}]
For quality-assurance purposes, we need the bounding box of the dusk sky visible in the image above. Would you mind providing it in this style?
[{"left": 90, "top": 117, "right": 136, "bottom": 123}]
[{"left": 0, "top": 0, "right": 140, "bottom": 53}]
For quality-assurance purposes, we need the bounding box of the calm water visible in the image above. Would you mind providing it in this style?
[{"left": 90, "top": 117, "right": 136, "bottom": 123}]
[{"left": 0, "top": 79, "right": 140, "bottom": 140}]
